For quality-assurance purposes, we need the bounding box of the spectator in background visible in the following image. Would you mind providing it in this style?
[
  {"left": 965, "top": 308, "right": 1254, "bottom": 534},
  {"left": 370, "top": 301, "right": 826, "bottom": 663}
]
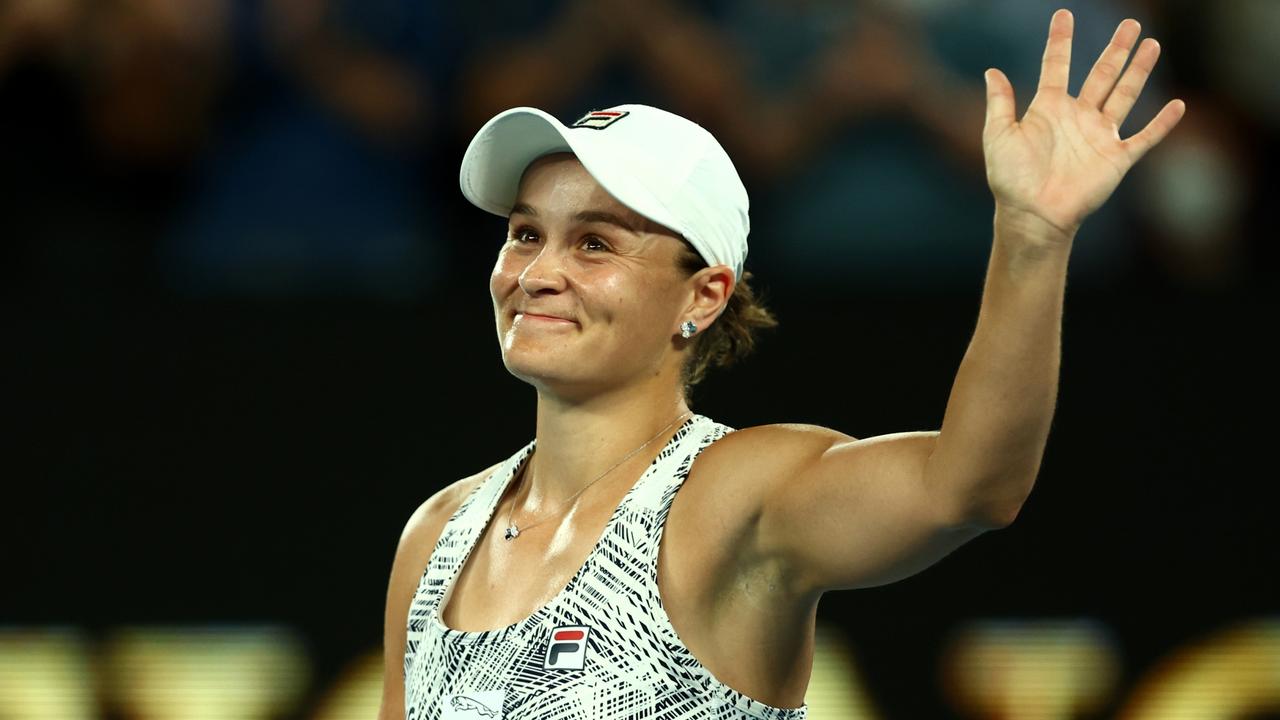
[
  {"left": 0, "top": 0, "right": 79, "bottom": 81},
  {"left": 1132, "top": 94, "right": 1250, "bottom": 291},
  {"left": 451, "top": 0, "right": 671, "bottom": 138},
  {"left": 5, "top": 0, "right": 1252, "bottom": 300},
  {"left": 83, "top": 0, "right": 226, "bottom": 168},
  {"left": 161, "top": 0, "right": 457, "bottom": 300},
  {"left": 1203, "top": 0, "right": 1280, "bottom": 131},
  {"left": 1, "top": 0, "right": 91, "bottom": 299},
  {"left": 1125, "top": 0, "right": 1271, "bottom": 291},
  {"left": 1, "top": 0, "right": 224, "bottom": 299}
]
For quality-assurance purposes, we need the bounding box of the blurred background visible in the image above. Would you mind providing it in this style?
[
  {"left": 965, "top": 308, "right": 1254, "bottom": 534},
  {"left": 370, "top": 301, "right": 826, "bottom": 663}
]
[{"left": 3, "top": 0, "right": 1276, "bottom": 717}]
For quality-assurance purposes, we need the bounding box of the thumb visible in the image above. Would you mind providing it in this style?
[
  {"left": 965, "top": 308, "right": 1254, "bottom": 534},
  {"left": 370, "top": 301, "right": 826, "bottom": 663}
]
[{"left": 983, "top": 68, "right": 1017, "bottom": 135}]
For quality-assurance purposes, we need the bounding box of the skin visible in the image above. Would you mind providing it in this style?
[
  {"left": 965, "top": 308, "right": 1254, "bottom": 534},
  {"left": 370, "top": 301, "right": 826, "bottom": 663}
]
[{"left": 379, "top": 9, "right": 1186, "bottom": 716}]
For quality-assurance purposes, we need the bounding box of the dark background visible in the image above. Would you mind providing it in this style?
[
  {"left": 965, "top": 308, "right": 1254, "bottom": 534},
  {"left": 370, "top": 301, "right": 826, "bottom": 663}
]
[{"left": 4, "top": 0, "right": 1276, "bottom": 717}]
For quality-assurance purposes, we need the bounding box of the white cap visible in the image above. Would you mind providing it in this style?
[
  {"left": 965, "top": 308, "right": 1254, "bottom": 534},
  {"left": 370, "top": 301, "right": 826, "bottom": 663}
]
[{"left": 459, "top": 103, "right": 749, "bottom": 283}]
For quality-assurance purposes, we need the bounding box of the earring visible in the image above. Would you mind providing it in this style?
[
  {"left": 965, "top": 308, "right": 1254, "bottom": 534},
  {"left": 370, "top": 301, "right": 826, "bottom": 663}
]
[{"left": 680, "top": 320, "right": 697, "bottom": 339}]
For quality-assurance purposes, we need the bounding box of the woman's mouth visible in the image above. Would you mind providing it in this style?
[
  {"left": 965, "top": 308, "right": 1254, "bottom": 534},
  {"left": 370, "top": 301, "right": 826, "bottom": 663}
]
[{"left": 515, "top": 312, "right": 576, "bottom": 325}]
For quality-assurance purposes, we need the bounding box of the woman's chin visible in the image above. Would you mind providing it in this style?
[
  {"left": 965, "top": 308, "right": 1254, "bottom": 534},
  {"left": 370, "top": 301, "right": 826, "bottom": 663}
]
[
  {"left": 503, "top": 354, "right": 608, "bottom": 392},
  {"left": 503, "top": 353, "right": 568, "bottom": 381}
]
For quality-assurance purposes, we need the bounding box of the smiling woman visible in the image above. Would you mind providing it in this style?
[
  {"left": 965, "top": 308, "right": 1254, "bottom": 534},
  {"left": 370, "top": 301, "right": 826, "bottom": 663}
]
[
  {"left": 379, "top": 18, "right": 1184, "bottom": 709},
  {"left": 381, "top": 104, "right": 844, "bottom": 719}
]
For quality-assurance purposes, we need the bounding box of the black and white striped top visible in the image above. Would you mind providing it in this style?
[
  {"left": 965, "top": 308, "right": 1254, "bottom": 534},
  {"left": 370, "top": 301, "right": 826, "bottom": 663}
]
[{"left": 403, "top": 413, "right": 808, "bottom": 719}]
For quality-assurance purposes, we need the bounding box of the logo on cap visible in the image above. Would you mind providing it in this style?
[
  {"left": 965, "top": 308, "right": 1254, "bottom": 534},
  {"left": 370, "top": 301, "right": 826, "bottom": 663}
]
[
  {"left": 542, "top": 625, "right": 592, "bottom": 670},
  {"left": 570, "top": 110, "right": 629, "bottom": 130}
]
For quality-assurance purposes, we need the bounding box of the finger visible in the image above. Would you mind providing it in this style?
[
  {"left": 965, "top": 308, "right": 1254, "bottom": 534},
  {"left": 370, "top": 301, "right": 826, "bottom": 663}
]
[
  {"left": 1122, "top": 98, "right": 1187, "bottom": 164},
  {"left": 983, "top": 67, "right": 1019, "bottom": 135},
  {"left": 1038, "top": 8, "right": 1074, "bottom": 93},
  {"left": 1102, "top": 37, "right": 1161, "bottom": 128},
  {"left": 1078, "top": 18, "right": 1141, "bottom": 109}
]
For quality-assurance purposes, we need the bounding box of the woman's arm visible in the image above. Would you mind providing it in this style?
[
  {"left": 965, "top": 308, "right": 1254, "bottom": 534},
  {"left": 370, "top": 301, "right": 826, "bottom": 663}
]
[{"left": 742, "top": 9, "right": 1186, "bottom": 597}]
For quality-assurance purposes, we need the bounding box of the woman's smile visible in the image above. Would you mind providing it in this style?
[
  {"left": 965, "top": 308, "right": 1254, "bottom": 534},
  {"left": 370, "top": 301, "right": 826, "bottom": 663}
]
[{"left": 515, "top": 312, "right": 578, "bottom": 326}]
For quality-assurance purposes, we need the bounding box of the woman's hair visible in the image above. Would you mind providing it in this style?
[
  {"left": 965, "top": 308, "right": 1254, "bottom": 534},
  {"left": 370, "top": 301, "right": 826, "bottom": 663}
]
[{"left": 674, "top": 238, "right": 778, "bottom": 399}]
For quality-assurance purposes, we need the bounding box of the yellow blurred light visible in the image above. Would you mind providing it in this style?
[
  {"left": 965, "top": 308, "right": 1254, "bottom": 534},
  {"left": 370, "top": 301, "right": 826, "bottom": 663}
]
[
  {"left": 101, "top": 625, "right": 309, "bottom": 720},
  {"left": 0, "top": 626, "right": 99, "bottom": 720},
  {"left": 1, "top": 616, "right": 1275, "bottom": 718},
  {"left": 1117, "top": 617, "right": 1280, "bottom": 719},
  {"left": 939, "top": 618, "right": 1120, "bottom": 719}
]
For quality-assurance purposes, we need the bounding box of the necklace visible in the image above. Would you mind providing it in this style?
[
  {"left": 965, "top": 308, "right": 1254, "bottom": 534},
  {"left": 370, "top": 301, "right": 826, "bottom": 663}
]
[{"left": 503, "top": 409, "right": 693, "bottom": 541}]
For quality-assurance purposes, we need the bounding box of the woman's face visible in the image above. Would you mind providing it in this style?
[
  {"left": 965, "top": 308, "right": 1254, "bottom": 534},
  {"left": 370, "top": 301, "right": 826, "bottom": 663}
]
[{"left": 490, "top": 152, "right": 694, "bottom": 397}]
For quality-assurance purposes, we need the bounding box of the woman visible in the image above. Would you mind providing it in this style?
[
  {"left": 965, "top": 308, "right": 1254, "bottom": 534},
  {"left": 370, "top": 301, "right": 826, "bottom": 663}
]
[{"left": 379, "top": 10, "right": 1184, "bottom": 718}]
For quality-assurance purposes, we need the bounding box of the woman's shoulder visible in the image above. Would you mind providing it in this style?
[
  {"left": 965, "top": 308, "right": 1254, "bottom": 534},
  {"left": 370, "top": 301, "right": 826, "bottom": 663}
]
[{"left": 684, "top": 421, "right": 859, "bottom": 509}]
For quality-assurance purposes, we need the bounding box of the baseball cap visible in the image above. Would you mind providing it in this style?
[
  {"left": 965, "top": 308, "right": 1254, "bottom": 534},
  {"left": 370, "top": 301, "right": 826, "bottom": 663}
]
[{"left": 458, "top": 103, "right": 749, "bottom": 283}]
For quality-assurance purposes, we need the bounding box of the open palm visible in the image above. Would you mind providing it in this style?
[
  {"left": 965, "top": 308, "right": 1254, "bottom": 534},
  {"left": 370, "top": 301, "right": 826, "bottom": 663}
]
[{"left": 983, "top": 9, "right": 1186, "bottom": 238}]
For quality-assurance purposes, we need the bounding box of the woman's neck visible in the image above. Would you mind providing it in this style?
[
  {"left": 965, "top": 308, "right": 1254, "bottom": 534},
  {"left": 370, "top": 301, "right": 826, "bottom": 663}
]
[{"left": 522, "top": 387, "right": 692, "bottom": 509}]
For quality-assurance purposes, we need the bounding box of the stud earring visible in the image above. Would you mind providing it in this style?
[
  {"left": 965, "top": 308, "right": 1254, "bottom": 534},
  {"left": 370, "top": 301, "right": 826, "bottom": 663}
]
[{"left": 680, "top": 320, "right": 697, "bottom": 338}]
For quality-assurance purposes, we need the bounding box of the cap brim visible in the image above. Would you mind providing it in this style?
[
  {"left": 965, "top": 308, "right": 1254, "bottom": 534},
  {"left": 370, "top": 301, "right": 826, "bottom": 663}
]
[{"left": 459, "top": 107, "right": 580, "bottom": 217}]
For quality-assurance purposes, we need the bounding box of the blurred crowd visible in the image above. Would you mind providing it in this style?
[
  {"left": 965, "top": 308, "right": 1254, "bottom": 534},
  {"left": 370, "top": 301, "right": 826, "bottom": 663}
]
[{"left": 2, "top": 0, "right": 1273, "bottom": 301}]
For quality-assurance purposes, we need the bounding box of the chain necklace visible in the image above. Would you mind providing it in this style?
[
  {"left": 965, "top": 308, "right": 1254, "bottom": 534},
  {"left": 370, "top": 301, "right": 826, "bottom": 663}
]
[{"left": 503, "top": 409, "right": 692, "bottom": 541}]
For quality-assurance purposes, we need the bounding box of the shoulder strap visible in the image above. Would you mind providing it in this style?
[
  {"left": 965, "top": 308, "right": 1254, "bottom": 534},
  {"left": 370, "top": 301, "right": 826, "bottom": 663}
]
[{"left": 619, "top": 414, "right": 736, "bottom": 561}]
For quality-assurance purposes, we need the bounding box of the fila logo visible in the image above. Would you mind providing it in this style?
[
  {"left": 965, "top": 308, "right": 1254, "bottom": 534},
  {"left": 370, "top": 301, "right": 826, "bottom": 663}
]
[
  {"left": 543, "top": 625, "right": 592, "bottom": 670},
  {"left": 570, "top": 110, "right": 629, "bottom": 130}
]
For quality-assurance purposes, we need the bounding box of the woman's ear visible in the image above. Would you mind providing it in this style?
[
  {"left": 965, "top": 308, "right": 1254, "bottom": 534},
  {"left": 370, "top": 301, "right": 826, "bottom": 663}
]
[{"left": 685, "top": 265, "right": 734, "bottom": 331}]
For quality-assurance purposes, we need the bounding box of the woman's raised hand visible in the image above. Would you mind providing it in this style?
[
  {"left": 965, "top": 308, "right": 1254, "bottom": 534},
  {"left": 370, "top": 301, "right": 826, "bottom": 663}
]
[{"left": 982, "top": 9, "right": 1186, "bottom": 240}]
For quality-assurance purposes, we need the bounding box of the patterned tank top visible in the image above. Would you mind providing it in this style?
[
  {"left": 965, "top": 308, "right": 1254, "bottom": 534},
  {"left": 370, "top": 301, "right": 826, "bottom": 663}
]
[{"left": 402, "top": 413, "right": 808, "bottom": 719}]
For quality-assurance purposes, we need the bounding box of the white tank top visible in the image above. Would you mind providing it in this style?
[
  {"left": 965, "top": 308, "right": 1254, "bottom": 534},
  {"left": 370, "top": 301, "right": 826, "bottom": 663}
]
[{"left": 403, "top": 413, "right": 809, "bottom": 720}]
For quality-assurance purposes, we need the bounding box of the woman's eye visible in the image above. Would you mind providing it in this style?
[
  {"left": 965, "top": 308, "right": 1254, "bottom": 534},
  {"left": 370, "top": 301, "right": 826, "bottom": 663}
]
[
  {"left": 582, "top": 235, "right": 608, "bottom": 252},
  {"left": 512, "top": 227, "right": 539, "bottom": 243}
]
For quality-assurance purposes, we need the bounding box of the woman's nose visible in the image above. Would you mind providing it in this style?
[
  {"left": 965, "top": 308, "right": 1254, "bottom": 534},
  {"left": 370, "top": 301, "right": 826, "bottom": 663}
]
[{"left": 517, "top": 242, "right": 568, "bottom": 294}]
